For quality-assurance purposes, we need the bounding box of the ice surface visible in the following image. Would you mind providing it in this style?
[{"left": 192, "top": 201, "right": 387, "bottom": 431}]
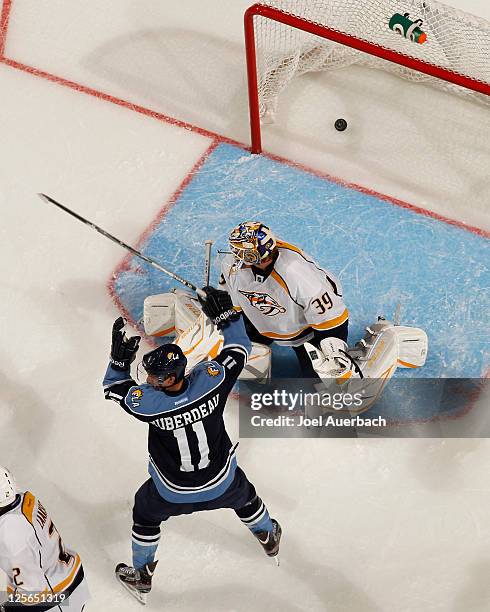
[
  {"left": 1, "top": 1, "right": 489, "bottom": 610},
  {"left": 6, "top": 0, "right": 490, "bottom": 229}
]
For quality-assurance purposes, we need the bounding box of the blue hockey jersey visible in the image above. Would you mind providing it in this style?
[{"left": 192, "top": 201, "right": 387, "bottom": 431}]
[{"left": 103, "top": 316, "right": 251, "bottom": 503}]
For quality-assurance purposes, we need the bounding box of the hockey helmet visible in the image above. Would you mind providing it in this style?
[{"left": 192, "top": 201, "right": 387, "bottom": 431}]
[
  {"left": 0, "top": 466, "right": 16, "bottom": 508},
  {"left": 142, "top": 344, "right": 187, "bottom": 386},
  {"left": 228, "top": 222, "right": 277, "bottom": 266}
]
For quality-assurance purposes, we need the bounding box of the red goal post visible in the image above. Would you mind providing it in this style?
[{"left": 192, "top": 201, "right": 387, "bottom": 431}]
[{"left": 244, "top": 2, "right": 490, "bottom": 154}]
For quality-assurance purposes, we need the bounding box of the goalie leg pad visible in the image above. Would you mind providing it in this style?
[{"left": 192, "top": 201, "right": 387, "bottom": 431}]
[
  {"left": 240, "top": 343, "right": 272, "bottom": 381},
  {"left": 305, "top": 320, "right": 428, "bottom": 414},
  {"left": 174, "top": 289, "right": 204, "bottom": 333},
  {"left": 143, "top": 293, "right": 176, "bottom": 337},
  {"left": 395, "top": 326, "right": 428, "bottom": 368},
  {"left": 143, "top": 289, "right": 207, "bottom": 339},
  {"left": 173, "top": 298, "right": 272, "bottom": 380}
]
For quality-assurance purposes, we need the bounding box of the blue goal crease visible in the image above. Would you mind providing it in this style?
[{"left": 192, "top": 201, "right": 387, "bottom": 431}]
[{"left": 112, "top": 143, "right": 489, "bottom": 420}]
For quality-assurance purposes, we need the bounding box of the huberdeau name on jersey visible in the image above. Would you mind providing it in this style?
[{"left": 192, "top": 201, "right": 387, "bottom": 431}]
[{"left": 148, "top": 392, "right": 220, "bottom": 431}]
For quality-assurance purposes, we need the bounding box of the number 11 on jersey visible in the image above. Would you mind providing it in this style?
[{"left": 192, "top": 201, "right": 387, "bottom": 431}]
[{"left": 173, "top": 422, "right": 210, "bottom": 472}]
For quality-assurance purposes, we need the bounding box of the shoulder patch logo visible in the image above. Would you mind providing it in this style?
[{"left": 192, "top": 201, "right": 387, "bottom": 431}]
[
  {"left": 131, "top": 388, "right": 143, "bottom": 402},
  {"left": 238, "top": 290, "right": 286, "bottom": 316},
  {"left": 207, "top": 365, "right": 220, "bottom": 377}
]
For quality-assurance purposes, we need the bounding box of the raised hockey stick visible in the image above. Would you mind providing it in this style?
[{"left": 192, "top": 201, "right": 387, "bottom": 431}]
[{"left": 38, "top": 193, "right": 206, "bottom": 298}]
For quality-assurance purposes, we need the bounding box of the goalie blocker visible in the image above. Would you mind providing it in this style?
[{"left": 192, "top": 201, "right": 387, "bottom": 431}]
[{"left": 303, "top": 317, "right": 428, "bottom": 415}]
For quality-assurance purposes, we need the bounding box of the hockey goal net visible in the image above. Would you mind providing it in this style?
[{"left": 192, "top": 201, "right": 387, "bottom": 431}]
[{"left": 245, "top": 0, "right": 490, "bottom": 152}]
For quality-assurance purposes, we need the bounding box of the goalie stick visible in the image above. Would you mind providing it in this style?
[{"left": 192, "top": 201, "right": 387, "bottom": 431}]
[
  {"left": 204, "top": 240, "right": 213, "bottom": 286},
  {"left": 38, "top": 193, "right": 206, "bottom": 298},
  {"left": 393, "top": 302, "right": 402, "bottom": 326}
]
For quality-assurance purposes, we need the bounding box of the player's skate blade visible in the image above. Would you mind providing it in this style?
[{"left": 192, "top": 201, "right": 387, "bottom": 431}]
[
  {"left": 115, "top": 561, "right": 157, "bottom": 605},
  {"left": 255, "top": 519, "right": 282, "bottom": 562},
  {"left": 116, "top": 577, "right": 147, "bottom": 605}
]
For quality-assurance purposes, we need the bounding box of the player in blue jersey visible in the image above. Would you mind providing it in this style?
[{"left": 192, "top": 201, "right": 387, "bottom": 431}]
[{"left": 103, "top": 287, "right": 281, "bottom": 604}]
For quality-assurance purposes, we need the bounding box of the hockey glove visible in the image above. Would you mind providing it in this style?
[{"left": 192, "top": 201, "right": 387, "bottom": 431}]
[
  {"left": 110, "top": 317, "right": 141, "bottom": 371},
  {"left": 199, "top": 286, "right": 240, "bottom": 330}
]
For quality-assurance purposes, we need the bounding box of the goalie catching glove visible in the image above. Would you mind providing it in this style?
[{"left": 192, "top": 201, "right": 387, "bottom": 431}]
[
  {"left": 110, "top": 317, "right": 141, "bottom": 371},
  {"left": 198, "top": 286, "right": 240, "bottom": 330},
  {"left": 306, "top": 337, "right": 358, "bottom": 379}
]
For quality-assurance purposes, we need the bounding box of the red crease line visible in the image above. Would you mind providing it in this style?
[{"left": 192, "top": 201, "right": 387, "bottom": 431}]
[
  {"left": 106, "top": 140, "right": 219, "bottom": 333},
  {"left": 0, "top": 0, "right": 13, "bottom": 58},
  {"left": 2, "top": 55, "right": 488, "bottom": 239}
]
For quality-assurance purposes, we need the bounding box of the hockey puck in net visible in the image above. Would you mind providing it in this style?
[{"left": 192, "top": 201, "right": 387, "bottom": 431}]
[{"left": 334, "top": 118, "right": 348, "bottom": 132}]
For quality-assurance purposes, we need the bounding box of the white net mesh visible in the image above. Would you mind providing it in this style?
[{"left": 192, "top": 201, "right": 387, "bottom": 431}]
[{"left": 254, "top": 0, "right": 490, "bottom": 119}]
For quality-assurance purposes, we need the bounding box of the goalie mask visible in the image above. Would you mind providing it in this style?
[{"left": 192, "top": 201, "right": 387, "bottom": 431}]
[
  {"left": 0, "top": 466, "right": 16, "bottom": 508},
  {"left": 228, "top": 222, "right": 277, "bottom": 267},
  {"left": 141, "top": 344, "right": 187, "bottom": 387}
]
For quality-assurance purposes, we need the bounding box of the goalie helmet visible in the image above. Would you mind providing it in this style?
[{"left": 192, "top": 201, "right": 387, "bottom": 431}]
[
  {"left": 228, "top": 222, "right": 277, "bottom": 267},
  {"left": 0, "top": 466, "right": 16, "bottom": 508},
  {"left": 142, "top": 344, "right": 187, "bottom": 385}
]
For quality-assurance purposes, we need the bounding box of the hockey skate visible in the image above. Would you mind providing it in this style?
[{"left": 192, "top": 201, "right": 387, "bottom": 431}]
[
  {"left": 115, "top": 561, "right": 158, "bottom": 605},
  {"left": 254, "top": 519, "right": 282, "bottom": 565}
]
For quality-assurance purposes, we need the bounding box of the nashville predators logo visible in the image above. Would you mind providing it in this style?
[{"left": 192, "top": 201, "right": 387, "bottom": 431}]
[
  {"left": 207, "top": 365, "right": 220, "bottom": 377},
  {"left": 238, "top": 290, "right": 286, "bottom": 316}
]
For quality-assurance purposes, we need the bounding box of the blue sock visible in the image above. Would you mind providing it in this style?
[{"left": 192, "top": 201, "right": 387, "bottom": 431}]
[
  {"left": 236, "top": 496, "right": 273, "bottom": 534},
  {"left": 132, "top": 523, "right": 161, "bottom": 569},
  {"left": 132, "top": 541, "right": 158, "bottom": 570}
]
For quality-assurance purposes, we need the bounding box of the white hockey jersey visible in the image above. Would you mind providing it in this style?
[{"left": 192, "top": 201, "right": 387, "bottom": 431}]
[
  {"left": 0, "top": 492, "right": 83, "bottom": 603},
  {"left": 221, "top": 240, "right": 348, "bottom": 346}
]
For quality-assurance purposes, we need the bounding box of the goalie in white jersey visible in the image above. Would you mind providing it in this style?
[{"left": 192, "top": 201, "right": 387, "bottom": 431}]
[
  {"left": 0, "top": 467, "right": 89, "bottom": 611},
  {"left": 220, "top": 221, "right": 349, "bottom": 377}
]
